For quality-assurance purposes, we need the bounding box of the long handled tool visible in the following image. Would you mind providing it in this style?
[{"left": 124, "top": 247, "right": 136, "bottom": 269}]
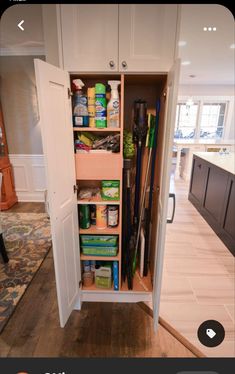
[
  {"left": 133, "top": 100, "right": 148, "bottom": 230},
  {"left": 143, "top": 99, "right": 160, "bottom": 276},
  {"left": 132, "top": 113, "right": 156, "bottom": 275},
  {"left": 122, "top": 158, "right": 133, "bottom": 289}
]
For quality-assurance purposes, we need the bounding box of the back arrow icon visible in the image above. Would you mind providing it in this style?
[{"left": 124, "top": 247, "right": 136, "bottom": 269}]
[{"left": 18, "top": 20, "right": 24, "bottom": 31}]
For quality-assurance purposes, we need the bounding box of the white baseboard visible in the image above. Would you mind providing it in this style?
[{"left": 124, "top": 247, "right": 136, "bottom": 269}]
[{"left": 9, "top": 154, "right": 46, "bottom": 202}]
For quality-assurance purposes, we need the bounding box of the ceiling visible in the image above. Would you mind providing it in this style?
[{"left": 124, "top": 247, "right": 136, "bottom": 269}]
[{"left": 178, "top": 4, "right": 234, "bottom": 85}]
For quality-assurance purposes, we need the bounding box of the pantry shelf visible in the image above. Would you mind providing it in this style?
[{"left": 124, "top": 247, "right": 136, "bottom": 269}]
[
  {"left": 79, "top": 225, "right": 120, "bottom": 235},
  {"left": 80, "top": 254, "right": 120, "bottom": 261},
  {"left": 81, "top": 270, "right": 152, "bottom": 293},
  {"left": 73, "top": 127, "right": 120, "bottom": 132},
  {"left": 77, "top": 199, "right": 120, "bottom": 205}
]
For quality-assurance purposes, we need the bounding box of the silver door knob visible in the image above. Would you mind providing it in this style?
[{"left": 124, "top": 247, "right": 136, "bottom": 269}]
[
  {"left": 122, "top": 61, "right": 127, "bottom": 69},
  {"left": 109, "top": 60, "right": 115, "bottom": 68}
]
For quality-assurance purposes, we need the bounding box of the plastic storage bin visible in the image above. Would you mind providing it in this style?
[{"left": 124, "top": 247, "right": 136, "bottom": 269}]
[
  {"left": 80, "top": 235, "right": 118, "bottom": 247},
  {"left": 95, "top": 267, "right": 112, "bottom": 288},
  {"left": 81, "top": 245, "right": 118, "bottom": 256}
]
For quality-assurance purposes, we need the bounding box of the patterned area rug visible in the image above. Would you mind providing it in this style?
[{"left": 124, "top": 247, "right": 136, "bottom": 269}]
[{"left": 0, "top": 213, "right": 51, "bottom": 333}]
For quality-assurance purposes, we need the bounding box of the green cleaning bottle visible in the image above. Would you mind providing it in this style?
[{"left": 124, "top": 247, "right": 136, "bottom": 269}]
[{"left": 95, "top": 83, "right": 107, "bottom": 128}]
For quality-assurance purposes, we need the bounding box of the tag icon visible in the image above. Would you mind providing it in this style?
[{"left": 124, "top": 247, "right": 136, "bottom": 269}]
[{"left": 206, "top": 328, "right": 216, "bottom": 339}]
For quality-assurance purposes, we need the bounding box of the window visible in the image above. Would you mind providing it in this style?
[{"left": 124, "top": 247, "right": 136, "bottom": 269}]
[
  {"left": 174, "top": 103, "right": 198, "bottom": 139},
  {"left": 174, "top": 99, "right": 229, "bottom": 140},
  {"left": 200, "top": 103, "right": 226, "bottom": 139}
]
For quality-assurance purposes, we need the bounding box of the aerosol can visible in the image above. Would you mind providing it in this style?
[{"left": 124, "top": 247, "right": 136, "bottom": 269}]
[{"left": 107, "top": 80, "right": 121, "bottom": 128}]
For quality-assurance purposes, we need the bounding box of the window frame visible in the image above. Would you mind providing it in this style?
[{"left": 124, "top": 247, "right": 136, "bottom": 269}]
[{"left": 176, "top": 95, "right": 234, "bottom": 140}]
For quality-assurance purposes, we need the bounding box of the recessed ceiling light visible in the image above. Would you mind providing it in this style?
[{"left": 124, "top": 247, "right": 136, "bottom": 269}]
[
  {"left": 230, "top": 44, "right": 235, "bottom": 49},
  {"left": 189, "top": 75, "right": 196, "bottom": 78},
  {"left": 178, "top": 40, "right": 187, "bottom": 47},
  {"left": 204, "top": 26, "right": 217, "bottom": 31},
  {"left": 181, "top": 61, "right": 191, "bottom": 66}
]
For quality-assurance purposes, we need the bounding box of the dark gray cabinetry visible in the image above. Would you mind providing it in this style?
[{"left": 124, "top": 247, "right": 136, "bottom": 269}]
[{"left": 189, "top": 155, "right": 235, "bottom": 256}]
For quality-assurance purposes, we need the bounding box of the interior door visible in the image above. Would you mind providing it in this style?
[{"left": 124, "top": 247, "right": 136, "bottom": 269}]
[
  {"left": 34, "top": 59, "right": 81, "bottom": 327},
  {"left": 152, "top": 59, "right": 180, "bottom": 331},
  {"left": 119, "top": 4, "right": 178, "bottom": 72},
  {"left": 60, "top": 4, "right": 118, "bottom": 72}
]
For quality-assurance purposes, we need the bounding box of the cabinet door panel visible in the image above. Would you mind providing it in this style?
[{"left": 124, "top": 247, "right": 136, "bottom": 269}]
[
  {"left": 119, "top": 4, "right": 178, "bottom": 72},
  {"left": 60, "top": 5, "right": 118, "bottom": 72},
  {"left": 34, "top": 59, "right": 81, "bottom": 327},
  {"left": 223, "top": 177, "right": 235, "bottom": 239},
  {"left": 152, "top": 59, "right": 180, "bottom": 331},
  {"left": 190, "top": 157, "right": 208, "bottom": 204},
  {"left": 204, "top": 167, "right": 228, "bottom": 223}
]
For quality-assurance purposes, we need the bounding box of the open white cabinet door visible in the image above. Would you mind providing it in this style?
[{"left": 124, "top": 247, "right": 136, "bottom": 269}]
[
  {"left": 152, "top": 59, "right": 180, "bottom": 331},
  {"left": 34, "top": 59, "right": 81, "bottom": 327}
]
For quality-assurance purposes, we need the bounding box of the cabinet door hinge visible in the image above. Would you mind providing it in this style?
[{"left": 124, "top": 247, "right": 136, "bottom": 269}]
[
  {"left": 73, "top": 184, "right": 79, "bottom": 194},
  {"left": 68, "top": 88, "right": 73, "bottom": 99}
]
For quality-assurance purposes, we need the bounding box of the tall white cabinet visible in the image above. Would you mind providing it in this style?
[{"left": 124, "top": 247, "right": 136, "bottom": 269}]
[
  {"left": 59, "top": 4, "right": 179, "bottom": 72},
  {"left": 60, "top": 4, "right": 119, "bottom": 72},
  {"left": 118, "top": 4, "right": 178, "bottom": 72},
  {"left": 36, "top": 4, "right": 180, "bottom": 330}
]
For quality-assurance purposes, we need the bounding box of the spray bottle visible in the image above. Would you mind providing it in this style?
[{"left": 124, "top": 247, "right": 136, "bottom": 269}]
[
  {"left": 107, "top": 81, "right": 121, "bottom": 128},
  {"left": 72, "top": 79, "right": 89, "bottom": 127}
]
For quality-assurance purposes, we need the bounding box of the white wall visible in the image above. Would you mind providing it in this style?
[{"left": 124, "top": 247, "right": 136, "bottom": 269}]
[
  {"left": 179, "top": 84, "right": 234, "bottom": 96},
  {"left": 10, "top": 154, "right": 46, "bottom": 202}
]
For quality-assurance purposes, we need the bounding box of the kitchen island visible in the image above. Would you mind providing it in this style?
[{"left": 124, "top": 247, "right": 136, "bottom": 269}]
[{"left": 188, "top": 152, "right": 235, "bottom": 255}]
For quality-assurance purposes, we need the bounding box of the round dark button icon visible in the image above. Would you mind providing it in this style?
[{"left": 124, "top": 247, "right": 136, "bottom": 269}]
[{"left": 197, "top": 320, "right": 225, "bottom": 347}]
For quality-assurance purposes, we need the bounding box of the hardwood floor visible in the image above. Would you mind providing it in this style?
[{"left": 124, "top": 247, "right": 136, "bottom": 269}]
[
  {"left": 160, "top": 176, "right": 235, "bottom": 358},
  {"left": 0, "top": 202, "right": 195, "bottom": 357}
]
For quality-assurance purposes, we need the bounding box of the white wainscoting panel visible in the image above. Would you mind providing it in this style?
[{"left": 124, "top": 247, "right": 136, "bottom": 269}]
[{"left": 9, "top": 154, "right": 46, "bottom": 202}]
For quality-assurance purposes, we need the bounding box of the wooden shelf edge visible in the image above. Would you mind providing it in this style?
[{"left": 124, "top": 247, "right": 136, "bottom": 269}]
[
  {"left": 73, "top": 127, "right": 120, "bottom": 132},
  {"left": 80, "top": 254, "right": 120, "bottom": 261},
  {"left": 77, "top": 200, "right": 120, "bottom": 205},
  {"left": 79, "top": 226, "right": 120, "bottom": 235}
]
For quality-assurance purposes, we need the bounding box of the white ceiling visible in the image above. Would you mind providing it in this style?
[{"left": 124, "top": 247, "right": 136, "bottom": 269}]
[{"left": 178, "top": 4, "right": 234, "bottom": 85}]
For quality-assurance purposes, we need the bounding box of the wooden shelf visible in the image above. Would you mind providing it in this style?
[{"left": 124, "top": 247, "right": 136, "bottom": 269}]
[
  {"left": 82, "top": 284, "right": 114, "bottom": 291},
  {"left": 80, "top": 254, "right": 120, "bottom": 261},
  {"left": 82, "top": 270, "right": 152, "bottom": 293},
  {"left": 77, "top": 198, "right": 120, "bottom": 205},
  {"left": 73, "top": 127, "right": 120, "bottom": 132},
  {"left": 79, "top": 225, "right": 120, "bottom": 234}
]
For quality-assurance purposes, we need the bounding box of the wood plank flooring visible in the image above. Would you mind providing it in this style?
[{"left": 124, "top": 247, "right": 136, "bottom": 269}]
[
  {"left": 0, "top": 203, "right": 195, "bottom": 357},
  {"left": 160, "top": 177, "right": 235, "bottom": 358}
]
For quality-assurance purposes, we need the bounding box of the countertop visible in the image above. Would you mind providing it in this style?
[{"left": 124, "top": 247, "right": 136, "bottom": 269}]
[
  {"left": 193, "top": 152, "right": 235, "bottom": 175},
  {"left": 174, "top": 139, "right": 235, "bottom": 145}
]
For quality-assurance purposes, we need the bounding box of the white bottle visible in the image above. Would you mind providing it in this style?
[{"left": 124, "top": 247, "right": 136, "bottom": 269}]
[{"left": 107, "top": 80, "right": 121, "bottom": 128}]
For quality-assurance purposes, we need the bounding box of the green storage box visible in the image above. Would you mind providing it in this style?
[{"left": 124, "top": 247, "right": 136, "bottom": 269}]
[
  {"left": 95, "top": 267, "right": 112, "bottom": 288},
  {"left": 80, "top": 235, "right": 118, "bottom": 247},
  {"left": 81, "top": 246, "right": 118, "bottom": 256},
  {"left": 101, "top": 180, "right": 120, "bottom": 200}
]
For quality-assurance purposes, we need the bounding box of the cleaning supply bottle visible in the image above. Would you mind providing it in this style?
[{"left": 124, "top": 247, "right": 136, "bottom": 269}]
[
  {"left": 107, "top": 81, "right": 121, "bottom": 128},
  {"left": 87, "top": 87, "right": 96, "bottom": 128},
  {"left": 95, "top": 83, "right": 107, "bottom": 128},
  {"left": 72, "top": 79, "right": 89, "bottom": 127}
]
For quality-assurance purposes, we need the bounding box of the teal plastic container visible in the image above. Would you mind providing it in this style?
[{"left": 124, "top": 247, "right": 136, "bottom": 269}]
[
  {"left": 95, "top": 83, "right": 107, "bottom": 128},
  {"left": 80, "top": 235, "right": 118, "bottom": 247},
  {"left": 81, "top": 246, "right": 118, "bottom": 257}
]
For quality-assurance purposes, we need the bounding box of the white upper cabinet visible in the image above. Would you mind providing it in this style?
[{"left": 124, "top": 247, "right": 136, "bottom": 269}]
[
  {"left": 119, "top": 5, "right": 178, "bottom": 72},
  {"left": 60, "top": 4, "right": 119, "bottom": 72},
  {"left": 59, "top": 4, "right": 179, "bottom": 73}
]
